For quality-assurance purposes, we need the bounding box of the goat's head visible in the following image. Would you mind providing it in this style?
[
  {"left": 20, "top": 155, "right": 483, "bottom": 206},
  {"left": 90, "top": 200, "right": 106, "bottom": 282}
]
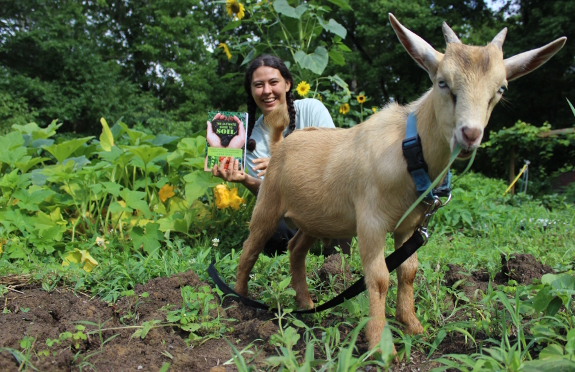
[{"left": 389, "top": 14, "right": 566, "bottom": 158}]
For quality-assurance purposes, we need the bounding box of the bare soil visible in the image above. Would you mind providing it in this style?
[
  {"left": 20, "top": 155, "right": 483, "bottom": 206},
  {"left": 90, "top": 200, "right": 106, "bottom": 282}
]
[{"left": 0, "top": 252, "right": 552, "bottom": 371}]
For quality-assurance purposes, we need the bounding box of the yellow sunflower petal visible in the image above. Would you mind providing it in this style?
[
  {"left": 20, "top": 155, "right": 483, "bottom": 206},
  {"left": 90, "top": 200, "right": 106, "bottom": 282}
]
[
  {"left": 339, "top": 103, "right": 350, "bottom": 115},
  {"left": 218, "top": 43, "right": 232, "bottom": 60},
  {"left": 296, "top": 81, "right": 311, "bottom": 97},
  {"left": 226, "top": 0, "right": 245, "bottom": 21}
]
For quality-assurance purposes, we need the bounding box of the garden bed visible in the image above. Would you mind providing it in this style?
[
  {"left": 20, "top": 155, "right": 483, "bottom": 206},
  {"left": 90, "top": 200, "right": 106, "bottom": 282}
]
[{"left": 0, "top": 253, "right": 558, "bottom": 371}]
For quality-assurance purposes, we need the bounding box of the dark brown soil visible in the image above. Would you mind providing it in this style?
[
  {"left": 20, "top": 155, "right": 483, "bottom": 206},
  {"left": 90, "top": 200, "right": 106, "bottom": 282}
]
[
  {"left": 0, "top": 252, "right": 552, "bottom": 371},
  {"left": 0, "top": 271, "right": 271, "bottom": 372},
  {"left": 444, "top": 253, "right": 554, "bottom": 300}
]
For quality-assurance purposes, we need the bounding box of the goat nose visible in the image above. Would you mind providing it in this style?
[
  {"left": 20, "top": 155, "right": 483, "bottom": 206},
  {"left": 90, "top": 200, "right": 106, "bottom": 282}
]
[{"left": 461, "top": 127, "right": 481, "bottom": 145}]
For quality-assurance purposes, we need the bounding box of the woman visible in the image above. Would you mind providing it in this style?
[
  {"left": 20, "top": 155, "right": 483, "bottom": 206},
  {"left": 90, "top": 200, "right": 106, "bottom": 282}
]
[{"left": 212, "top": 54, "right": 349, "bottom": 255}]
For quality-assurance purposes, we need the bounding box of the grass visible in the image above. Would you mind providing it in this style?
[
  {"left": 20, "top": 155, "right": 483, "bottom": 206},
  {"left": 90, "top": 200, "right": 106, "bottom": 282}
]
[{"left": 1, "top": 172, "right": 575, "bottom": 371}]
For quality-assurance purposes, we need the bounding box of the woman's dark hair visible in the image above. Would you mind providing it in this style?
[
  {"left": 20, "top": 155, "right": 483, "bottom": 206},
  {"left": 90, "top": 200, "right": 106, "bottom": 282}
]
[{"left": 244, "top": 54, "right": 296, "bottom": 151}]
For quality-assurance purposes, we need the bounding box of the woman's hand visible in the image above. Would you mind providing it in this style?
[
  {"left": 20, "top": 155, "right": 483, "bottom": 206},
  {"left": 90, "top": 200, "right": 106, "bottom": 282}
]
[
  {"left": 212, "top": 156, "right": 247, "bottom": 183},
  {"left": 252, "top": 157, "right": 270, "bottom": 177},
  {"left": 228, "top": 115, "right": 246, "bottom": 149}
]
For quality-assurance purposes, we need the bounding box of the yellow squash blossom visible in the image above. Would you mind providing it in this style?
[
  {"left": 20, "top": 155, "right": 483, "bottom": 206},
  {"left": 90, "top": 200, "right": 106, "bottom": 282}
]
[
  {"left": 296, "top": 81, "right": 311, "bottom": 97},
  {"left": 159, "top": 184, "right": 175, "bottom": 202},
  {"left": 357, "top": 94, "right": 366, "bottom": 104},
  {"left": 214, "top": 184, "right": 245, "bottom": 210},
  {"left": 228, "top": 187, "right": 244, "bottom": 210},
  {"left": 62, "top": 249, "right": 98, "bottom": 273},
  {"left": 218, "top": 43, "right": 232, "bottom": 60},
  {"left": 339, "top": 103, "right": 350, "bottom": 115},
  {"left": 226, "top": 0, "right": 245, "bottom": 20},
  {"left": 372, "top": 106, "right": 378, "bottom": 113}
]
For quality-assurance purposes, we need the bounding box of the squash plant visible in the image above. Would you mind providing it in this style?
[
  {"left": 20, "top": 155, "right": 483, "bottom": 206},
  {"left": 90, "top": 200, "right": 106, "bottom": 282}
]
[{"left": 0, "top": 118, "right": 242, "bottom": 261}]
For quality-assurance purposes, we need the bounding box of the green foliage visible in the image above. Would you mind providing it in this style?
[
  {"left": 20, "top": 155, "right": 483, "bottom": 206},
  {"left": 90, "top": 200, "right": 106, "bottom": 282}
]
[
  {"left": 0, "top": 120, "right": 252, "bottom": 265},
  {"left": 482, "top": 120, "right": 575, "bottom": 194},
  {"left": 164, "top": 285, "right": 232, "bottom": 345}
]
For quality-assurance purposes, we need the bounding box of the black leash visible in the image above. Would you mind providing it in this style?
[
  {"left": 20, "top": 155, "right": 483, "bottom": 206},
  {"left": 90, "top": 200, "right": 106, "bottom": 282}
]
[{"left": 208, "top": 230, "right": 426, "bottom": 314}]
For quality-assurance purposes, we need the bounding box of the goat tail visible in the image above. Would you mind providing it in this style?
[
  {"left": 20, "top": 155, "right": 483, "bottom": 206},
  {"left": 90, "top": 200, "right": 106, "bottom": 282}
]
[{"left": 263, "top": 104, "right": 290, "bottom": 155}]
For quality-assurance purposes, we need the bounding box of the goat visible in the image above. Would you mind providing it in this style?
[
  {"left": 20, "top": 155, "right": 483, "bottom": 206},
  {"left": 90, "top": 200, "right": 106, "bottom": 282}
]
[{"left": 234, "top": 14, "right": 566, "bottom": 351}]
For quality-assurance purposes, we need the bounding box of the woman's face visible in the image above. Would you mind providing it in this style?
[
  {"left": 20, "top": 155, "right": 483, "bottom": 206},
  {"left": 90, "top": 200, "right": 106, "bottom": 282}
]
[{"left": 250, "top": 66, "right": 291, "bottom": 116}]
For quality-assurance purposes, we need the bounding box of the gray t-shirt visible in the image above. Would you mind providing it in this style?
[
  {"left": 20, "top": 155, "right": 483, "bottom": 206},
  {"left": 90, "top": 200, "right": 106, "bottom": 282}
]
[{"left": 246, "top": 98, "right": 335, "bottom": 178}]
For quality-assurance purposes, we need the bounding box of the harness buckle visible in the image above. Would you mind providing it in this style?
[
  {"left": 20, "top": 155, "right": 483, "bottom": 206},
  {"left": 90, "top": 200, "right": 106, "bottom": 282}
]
[{"left": 402, "top": 135, "right": 428, "bottom": 173}]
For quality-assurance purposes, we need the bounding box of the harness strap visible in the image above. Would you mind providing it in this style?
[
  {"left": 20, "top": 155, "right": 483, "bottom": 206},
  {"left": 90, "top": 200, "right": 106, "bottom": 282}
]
[
  {"left": 402, "top": 113, "right": 451, "bottom": 200},
  {"left": 208, "top": 230, "right": 426, "bottom": 314}
]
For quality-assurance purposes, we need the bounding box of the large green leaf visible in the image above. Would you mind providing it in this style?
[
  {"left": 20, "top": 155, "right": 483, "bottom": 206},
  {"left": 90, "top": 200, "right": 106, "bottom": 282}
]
[
  {"left": 328, "top": 49, "right": 345, "bottom": 66},
  {"left": 328, "top": 74, "right": 348, "bottom": 89},
  {"left": 43, "top": 137, "right": 93, "bottom": 163},
  {"left": 13, "top": 188, "right": 56, "bottom": 211},
  {"left": 273, "top": 0, "right": 300, "bottom": 18},
  {"left": 0, "top": 131, "right": 25, "bottom": 152},
  {"left": 127, "top": 145, "right": 168, "bottom": 169},
  {"left": 131, "top": 223, "right": 163, "bottom": 254},
  {"left": 318, "top": 18, "right": 347, "bottom": 39},
  {"left": 157, "top": 211, "right": 193, "bottom": 234},
  {"left": 183, "top": 171, "right": 219, "bottom": 204},
  {"left": 177, "top": 137, "right": 206, "bottom": 158},
  {"left": 120, "top": 189, "right": 151, "bottom": 218},
  {"left": 118, "top": 122, "right": 154, "bottom": 145},
  {"left": 326, "top": 0, "right": 352, "bottom": 10},
  {"left": 15, "top": 156, "right": 50, "bottom": 174},
  {"left": 0, "top": 147, "right": 28, "bottom": 167},
  {"left": 294, "top": 47, "right": 329, "bottom": 75},
  {"left": 12, "top": 120, "right": 61, "bottom": 140},
  {"left": 99, "top": 118, "right": 115, "bottom": 151},
  {"left": 221, "top": 21, "right": 241, "bottom": 33}
]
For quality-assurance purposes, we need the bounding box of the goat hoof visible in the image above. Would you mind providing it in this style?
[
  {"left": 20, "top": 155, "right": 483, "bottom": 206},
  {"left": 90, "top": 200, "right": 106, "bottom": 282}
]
[
  {"left": 296, "top": 298, "right": 314, "bottom": 310},
  {"left": 403, "top": 322, "right": 424, "bottom": 335}
]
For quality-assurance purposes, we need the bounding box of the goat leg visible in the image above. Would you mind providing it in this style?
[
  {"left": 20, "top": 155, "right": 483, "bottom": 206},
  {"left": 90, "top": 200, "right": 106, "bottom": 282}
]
[
  {"left": 288, "top": 230, "right": 317, "bottom": 309},
  {"left": 394, "top": 231, "right": 423, "bottom": 335},
  {"left": 357, "top": 218, "right": 396, "bottom": 354},
  {"left": 235, "top": 203, "right": 283, "bottom": 296}
]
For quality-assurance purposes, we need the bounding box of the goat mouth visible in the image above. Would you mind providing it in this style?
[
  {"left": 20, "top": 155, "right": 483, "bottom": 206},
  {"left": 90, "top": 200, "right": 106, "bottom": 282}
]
[{"left": 457, "top": 148, "right": 473, "bottom": 159}]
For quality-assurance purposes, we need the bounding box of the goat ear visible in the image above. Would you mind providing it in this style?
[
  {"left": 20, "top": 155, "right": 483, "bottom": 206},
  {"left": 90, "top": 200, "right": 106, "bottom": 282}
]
[
  {"left": 442, "top": 22, "right": 461, "bottom": 44},
  {"left": 389, "top": 13, "right": 443, "bottom": 79},
  {"left": 504, "top": 37, "right": 567, "bottom": 81},
  {"left": 491, "top": 28, "right": 507, "bottom": 50}
]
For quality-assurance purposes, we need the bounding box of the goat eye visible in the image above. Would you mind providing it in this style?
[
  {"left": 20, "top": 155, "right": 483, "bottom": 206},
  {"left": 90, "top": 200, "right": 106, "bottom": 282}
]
[
  {"left": 498, "top": 86, "right": 506, "bottom": 94},
  {"left": 438, "top": 80, "right": 447, "bottom": 88}
]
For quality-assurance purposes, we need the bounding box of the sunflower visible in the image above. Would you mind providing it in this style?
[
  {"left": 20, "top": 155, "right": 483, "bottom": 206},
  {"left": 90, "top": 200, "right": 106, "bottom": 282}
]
[
  {"left": 356, "top": 94, "right": 366, "bottom": 104},
  {"left": 218, "top": 43, "right": 232, "bottom": 60},
  {"left": 226, "top": 0, "right": 245, "bottom": 21},
  {"left": 296, "top": 81, "right": 311, "bottom": 97},
  {"left": 372, "top": 106, "right": 378, "bottom": 113},
  {"left": 316, "top": 94, "right": 322, "bottom": 102},
  {"left": 339, "top": 103, "right": 350, "bottom": 115}
]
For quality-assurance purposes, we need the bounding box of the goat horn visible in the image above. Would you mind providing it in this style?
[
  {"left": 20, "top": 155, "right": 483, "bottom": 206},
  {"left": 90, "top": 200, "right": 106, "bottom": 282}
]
[
  {"left": 491, "top": 28, "right": 508, "bottom": 49},
  {"left": 442, "top": 22, "right": 461, "bottom": 44}
]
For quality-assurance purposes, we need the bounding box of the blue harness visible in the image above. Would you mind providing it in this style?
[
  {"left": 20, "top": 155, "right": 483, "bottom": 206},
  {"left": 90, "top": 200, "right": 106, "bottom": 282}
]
[{"left": 402, "top": 113, "right": 451, "bottom": 202}]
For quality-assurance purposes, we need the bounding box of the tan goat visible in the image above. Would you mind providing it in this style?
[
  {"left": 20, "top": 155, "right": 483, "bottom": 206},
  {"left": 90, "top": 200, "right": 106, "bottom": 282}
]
[{"left": 234, "top": 14, "right": 566, "bottom": 350}]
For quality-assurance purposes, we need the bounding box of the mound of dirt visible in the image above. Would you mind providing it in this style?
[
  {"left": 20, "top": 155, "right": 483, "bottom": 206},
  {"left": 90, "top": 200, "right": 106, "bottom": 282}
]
[
  {"left": 495, "top": 253, "right": 554, "bottom": 284},
  {"left": 0, "top": 270, "right": 267, "bottom": 371},
  {"left": 444, "top": 253, "right": 554, "bottom": 300},
  {"left": 316, "top": 254, "right": 353, "bottom": 290}
]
